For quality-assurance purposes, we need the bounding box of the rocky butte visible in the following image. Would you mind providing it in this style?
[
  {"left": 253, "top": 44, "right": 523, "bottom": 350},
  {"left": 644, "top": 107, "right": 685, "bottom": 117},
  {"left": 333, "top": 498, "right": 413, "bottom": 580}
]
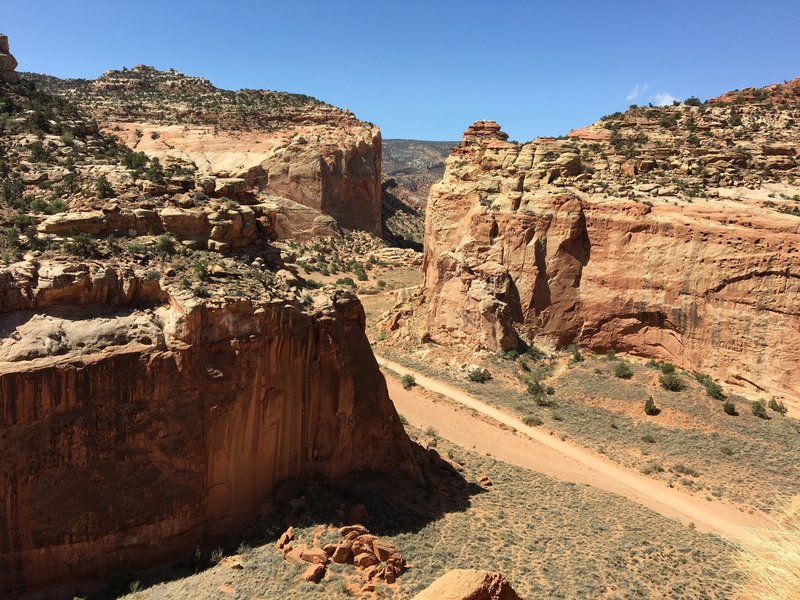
[
  {"left": 421, "top": 89, "right": 800, "bottom": 401},
  {"left": 27, "top": 65, "right": 383, "bottom": 237},
  {"left": 0, "top": 37, "right": 419, "bottom": 597}
]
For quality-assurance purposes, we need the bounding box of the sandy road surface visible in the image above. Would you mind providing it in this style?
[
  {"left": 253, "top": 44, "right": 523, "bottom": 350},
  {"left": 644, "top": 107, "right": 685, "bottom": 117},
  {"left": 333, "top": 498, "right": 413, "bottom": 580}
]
[{"left": 377, "top": 354, "right": 763, "bottom": 543}]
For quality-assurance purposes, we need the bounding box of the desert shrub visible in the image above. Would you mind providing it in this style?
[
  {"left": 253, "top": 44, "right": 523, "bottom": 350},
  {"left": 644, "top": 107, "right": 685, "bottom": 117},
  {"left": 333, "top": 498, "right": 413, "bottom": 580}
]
[
  {"left": 522, "top": 415, "right": 543, "bottom": 427},
  {"left": 606, "top": 349, "right": 617, "bottom": 361},
  {"left": 354, "top": 264, "right": 368, "bottom": 281},
  {"left": 95, "top": 174, "right": 113, "bottom": 199},
  {"left": 613, "top": 362, "right": 633, "bottom": 379},
  {"left": 128, "top": 240, "right": 148, "bottom": 253},
  {"left": 684, "top": 96, "right": 702, "bottom": 106},
  {"left": 641, "top": 434, "right": 656, "bottom": 444},
  {"left": 751, "top": 401, "right": 769, "bottom": 419},
  {"left": 467, "top": 367, "right": 492, "bottom": 383},
  {"left": 526, "top": 345, "right": 546, "bottom": 361},
  {"left": 335, "top": 276, "right": 356, "bottom": 287},
  {"left": 659, "top": 372, "right": 685, "bottom": 392},
  {"left": 63, "top": 230, "right": 97, "bottom": 257},
  {"left": 568, "top": 344, "right": 584, "bottom": 363},
  {"left": 723, "top": 401, "right": 738, "bottom": 416},
  {"left": 673, "top": 463, "right": 699, "bottom": 477},
  {"left": 154, "top": 234, "right": 176, "bottom": 255},
  {"left": 696, "top": 373, "right": 724, "bottom": 399},
  {"left": 644, "top": 396, "right": 660, "bottom": 416},
  {"left": 400, "top": 374, "right": 416, "bottom": 390},
  {"left": 768, "top": 399, "right": 788, "bottom": 414},
  {"left": 503, "top": 350, "right": 519, "bottom": 360},
  {"left": 659, "top": 363, "right": 676, "bottom": 374}
]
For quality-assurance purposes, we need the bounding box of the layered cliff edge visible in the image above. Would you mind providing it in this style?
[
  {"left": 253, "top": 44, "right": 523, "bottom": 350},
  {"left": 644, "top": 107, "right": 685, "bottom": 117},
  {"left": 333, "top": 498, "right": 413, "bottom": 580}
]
[
  {"left": 23, "top": 64, "right": 382, "bottom": 236},
  {"left": 420, "top": 107, "right": 800, "bottom": 401},
  {"left": 0, "top": 258, "right": 419, "bottom": 596}
]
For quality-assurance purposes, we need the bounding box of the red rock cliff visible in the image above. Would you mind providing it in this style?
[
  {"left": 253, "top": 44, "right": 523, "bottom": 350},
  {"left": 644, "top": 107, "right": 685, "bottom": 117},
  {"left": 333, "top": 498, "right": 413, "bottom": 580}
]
[
  {"left": 422, "top": 121, "right": 800, "bottom": 400},
  {"left": 0, "top": 262, "right": 416, "bottom": 596}
]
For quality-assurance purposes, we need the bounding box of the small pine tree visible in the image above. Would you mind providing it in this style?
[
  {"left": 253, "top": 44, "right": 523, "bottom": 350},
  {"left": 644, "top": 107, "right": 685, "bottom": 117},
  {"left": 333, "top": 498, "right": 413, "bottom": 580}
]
[
  {"left": 723, "top": 401, "right": 737, "bottom": 416},
  {"left": 95, "top": 175, "right": 113, "bottom": 199},
  {"left": 644, "top": 396, "right": 659, "bottom": 416}
]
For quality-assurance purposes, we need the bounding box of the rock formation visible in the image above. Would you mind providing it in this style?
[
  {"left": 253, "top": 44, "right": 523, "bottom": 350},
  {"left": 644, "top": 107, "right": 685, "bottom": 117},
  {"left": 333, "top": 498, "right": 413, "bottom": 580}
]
[
  {"left": 0, "top": 259, "right": 418, "bottom": 595},
  {"left": 0, "top": 35, "right": 19, "bottom": 84},
  {"left": 413, "top": 569, "right": 522, "bottom": 600},
  {"left": 421, "top": 110, "right": 800, "bottom": 400},
  {"left": 24, "top": 67, "right": 382, "bottom": 236}
]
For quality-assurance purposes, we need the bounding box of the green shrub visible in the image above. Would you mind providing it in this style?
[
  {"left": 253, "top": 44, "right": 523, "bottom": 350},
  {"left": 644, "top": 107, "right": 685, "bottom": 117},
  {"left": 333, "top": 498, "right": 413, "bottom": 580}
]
[
  {"left": 659, "top": 363, "right": 676, "bottom": 374},
  {"left": 128, "top": 241, "right": 148, "bottom": 253},
  {"left": 526, "top": 345, "right": 546, "bottom": 360},
  {"left": 684, "top": 96, "right": 703, "bottom": 106},
  {"left": 354, "top": 264, "right": 368, "bottom": 281},
  {"left": 63, "top": 230, "right": 97, "bottom": 257},
  {"left": 522, "top": 415, "right": 543, "bottom": 427},
  {"left": 751, "top": 401, "right": 769, "bottom": 419},
  {"left": 95, "top": 175, "right": 113, "bottom": 199},
  {"left": 467, "top": 367, "right": 492, "bottom": 383},
  {"left": 335, "top": 276, "right": 356, "bottom": 287},
  {"left": 644, "top": 396, "right": 660, "bottom": 416},
  {"left": 154, "top": 234, "right": 176, "bottom": 255},
  {"left": 768, "top": 399, "right": 788, "bottom": 414},
  {"left": 400, "top": 374, "right": 416, "bottom": 390},
  {"left": 659, "top": 372, "right": 685, "bottom": 392},
  {"left": 503, "top": 350, "right": 519, "bottom": 360},
  {"left": 606, "top": 349, "right": 617, "bottom": 361},
  {"left": 613, "top": 362, "right": 633, "bottom": 379},
  {"left": 696, "top": 374, "right": 724, "bottom": 399},
  {"left": 723, "top": 401, "right": 737, "bottom": 416}
]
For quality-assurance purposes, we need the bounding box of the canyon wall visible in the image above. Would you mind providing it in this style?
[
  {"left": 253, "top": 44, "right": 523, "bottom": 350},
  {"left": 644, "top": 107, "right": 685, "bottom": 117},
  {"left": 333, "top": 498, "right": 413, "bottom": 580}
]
[
  {"left": 0, "top": 262, "right": 416, "bottom": 596},
  {"left": 422, "top": 121, "right": 800, "bottom": 400},
  {"left": 29, "top": 66, "right": 383, "bottom": 237}
]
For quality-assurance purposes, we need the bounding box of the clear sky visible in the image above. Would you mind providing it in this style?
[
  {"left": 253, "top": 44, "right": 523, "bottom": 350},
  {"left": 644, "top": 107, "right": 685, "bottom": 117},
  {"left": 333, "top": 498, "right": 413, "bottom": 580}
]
[{"left": 5, "top": 0, "right": 800, "bottom": 141}]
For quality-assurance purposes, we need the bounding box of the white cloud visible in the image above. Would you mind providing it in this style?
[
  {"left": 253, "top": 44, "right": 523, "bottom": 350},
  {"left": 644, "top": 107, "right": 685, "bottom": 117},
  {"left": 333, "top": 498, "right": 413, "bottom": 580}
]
[
  {"left": 651, "top": 92, "right": 678, "bottom": 106},
  {"left": 626, "top": 83, "right": 648, "bottom": 101}
]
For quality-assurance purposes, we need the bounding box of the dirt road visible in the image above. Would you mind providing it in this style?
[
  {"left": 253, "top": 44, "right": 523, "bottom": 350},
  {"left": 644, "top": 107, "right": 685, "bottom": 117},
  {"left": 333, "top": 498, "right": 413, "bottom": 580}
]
[{"left": 377, "top": 354, "right": 763, "bottom": 543}]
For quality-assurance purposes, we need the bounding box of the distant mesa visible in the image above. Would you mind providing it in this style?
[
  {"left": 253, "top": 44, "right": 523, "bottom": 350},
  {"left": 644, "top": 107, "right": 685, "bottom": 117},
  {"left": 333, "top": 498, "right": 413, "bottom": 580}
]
[{"left": 0, "top": 34, "right": 19, "bottom": 83}]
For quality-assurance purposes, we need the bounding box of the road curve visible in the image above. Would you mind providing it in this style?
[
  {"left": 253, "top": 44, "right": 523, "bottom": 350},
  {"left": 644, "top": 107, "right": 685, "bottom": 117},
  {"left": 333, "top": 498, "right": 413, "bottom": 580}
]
[{"left": 377, "top": 354, "right": 763, "bottom": 543}]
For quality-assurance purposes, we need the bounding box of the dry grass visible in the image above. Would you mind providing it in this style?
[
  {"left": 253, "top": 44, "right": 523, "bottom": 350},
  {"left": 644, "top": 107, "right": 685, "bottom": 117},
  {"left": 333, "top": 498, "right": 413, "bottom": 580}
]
[
  {"left": 738, "top": 496, "right": 800, "bottom": 599},
  {"left": 123, "top": 427, "right": 743, "bottom": 599},
  {"left": 378, "top": 347, "right": 800, "bottom": 513}
]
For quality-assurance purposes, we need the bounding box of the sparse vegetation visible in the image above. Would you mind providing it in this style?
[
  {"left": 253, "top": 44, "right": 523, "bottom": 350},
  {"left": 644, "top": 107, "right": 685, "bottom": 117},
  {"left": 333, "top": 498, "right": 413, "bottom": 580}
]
[
  {"left": 659, "top": 372, "right": 684, "bottom": 392},
  {"left": 400, "top": 374, "right": 416, "bottom": 390},
  {"left": 613, "top": 361, "right": 633, "bottom": 379}
]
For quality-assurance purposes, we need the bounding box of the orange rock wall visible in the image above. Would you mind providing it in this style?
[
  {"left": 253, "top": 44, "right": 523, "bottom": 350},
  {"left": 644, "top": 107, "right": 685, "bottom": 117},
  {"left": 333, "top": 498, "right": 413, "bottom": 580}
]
[
  {"left": 422, "top": 122, "right": 800, "bottom": 399},
  {"left": 0, "top": 282, "right": 414, "bottom": 595}
]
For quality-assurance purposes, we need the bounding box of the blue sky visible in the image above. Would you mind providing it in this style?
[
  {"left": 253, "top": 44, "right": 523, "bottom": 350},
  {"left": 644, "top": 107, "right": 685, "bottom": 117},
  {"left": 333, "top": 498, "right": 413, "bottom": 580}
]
[{"left": 5, "top": 1, "right": 800, "bottom": 140}]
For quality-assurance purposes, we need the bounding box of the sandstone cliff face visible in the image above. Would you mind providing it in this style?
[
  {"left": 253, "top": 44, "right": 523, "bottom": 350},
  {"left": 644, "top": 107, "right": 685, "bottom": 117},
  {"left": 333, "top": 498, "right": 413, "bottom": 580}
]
[
  {"left": 26, "top": 67, "right": 383, "bottom": 236},
  {"left": 0, "top": 262, "right": 416, "bottom": 596},
  {"left": 422, "top": 121, "right": 800, "bottom": 400}
]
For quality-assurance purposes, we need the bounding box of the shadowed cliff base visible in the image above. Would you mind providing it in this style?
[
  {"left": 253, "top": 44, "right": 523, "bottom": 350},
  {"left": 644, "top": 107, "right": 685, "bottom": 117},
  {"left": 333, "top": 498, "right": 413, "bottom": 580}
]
[{"left": 73, "top": 447, "right": 480, "bottom": 600}]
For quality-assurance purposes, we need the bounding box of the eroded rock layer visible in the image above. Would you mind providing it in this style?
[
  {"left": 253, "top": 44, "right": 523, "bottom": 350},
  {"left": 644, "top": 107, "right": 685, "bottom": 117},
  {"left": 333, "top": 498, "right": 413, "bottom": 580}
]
[
  {"left": 422, "top": 120, "right": 800, "bottom": 399},
  {"left": 0, "top": 262, "right": 416, "bottom": 596},
  {"left": 25, "top": 65, "right": 382, "bottom": 236}
]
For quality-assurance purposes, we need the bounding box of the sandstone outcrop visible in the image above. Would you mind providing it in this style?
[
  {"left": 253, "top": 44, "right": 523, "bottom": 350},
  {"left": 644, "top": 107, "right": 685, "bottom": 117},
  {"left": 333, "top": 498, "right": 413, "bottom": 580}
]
[
  {"left": 413, "top": 569, "right": 522, "bottom": 600},
  {"left": 26, "top": 67, "right": 383, "bottom": 236},
  {"left": 421, "top": 117, "right": 800, "bottom": 400},
  {"left": 0, "top": 259, "right": 418, "bottom": 596},
  {"left": 0, "top": 35, "right": 18, "bottom": 84}
]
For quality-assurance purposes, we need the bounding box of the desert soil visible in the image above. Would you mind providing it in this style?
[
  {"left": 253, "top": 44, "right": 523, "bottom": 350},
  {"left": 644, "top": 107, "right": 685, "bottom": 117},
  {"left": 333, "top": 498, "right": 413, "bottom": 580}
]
[{"left": 378, "top": 355, "right": 764, "bottom": 542}]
